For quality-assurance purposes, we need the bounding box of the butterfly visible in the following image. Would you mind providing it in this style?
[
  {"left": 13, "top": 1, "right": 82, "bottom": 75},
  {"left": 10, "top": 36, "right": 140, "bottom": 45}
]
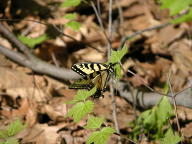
[{"left": 69, "top": 62, "right": 116, "bottom": 98}]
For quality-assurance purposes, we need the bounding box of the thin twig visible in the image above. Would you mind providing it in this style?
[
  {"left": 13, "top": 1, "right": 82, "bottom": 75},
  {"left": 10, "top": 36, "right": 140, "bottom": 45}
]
[
  {"left": 107, "top": 0, "right": 121, "bottom": 143},
  {"left": 108, "top": 0, "right": 113, "bottom": 58},
  {"left": 114, "top": 132, "right": 137, "bottom": 144},
  {"left": 0, "top": 19, "right": 103, "bottom": 53},
  {"left": 167, "top": 72, "right": 183, "bottom": 143},
  {"left": 127, "top": 69, "right": 172, "bottom": 98},
  {"left": 119, "top": 22, "right": 170, "bottom": 49},
  {"left": 90, "top": 1, "right": 111, "bottom": 46}
]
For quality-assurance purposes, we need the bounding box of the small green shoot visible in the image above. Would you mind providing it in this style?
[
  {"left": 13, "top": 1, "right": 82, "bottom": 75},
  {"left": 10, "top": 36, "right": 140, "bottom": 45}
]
[
  {"left": 61, "top": 0, "right": 81, "bottom": 7},
  {"left": 64, "top": 13, "right": 77, "bottom": 20},
  {"left": 65, "top": 21, "right": 81, "bottom": 31},
  {"left": 0, "top": 119, "right": 26, "bottom": 144},
  {"left": 18, "top": 34, "right": 48, "bottom": 48}
]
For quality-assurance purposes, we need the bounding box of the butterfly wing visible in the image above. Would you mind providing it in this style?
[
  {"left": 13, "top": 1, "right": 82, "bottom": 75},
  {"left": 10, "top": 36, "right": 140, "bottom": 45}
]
[
  {"left": 69, "top": 78, "right": 95, "bottom": 90},
  {"left": 71, "top": 63, "right": 108, "bottom": 77}
]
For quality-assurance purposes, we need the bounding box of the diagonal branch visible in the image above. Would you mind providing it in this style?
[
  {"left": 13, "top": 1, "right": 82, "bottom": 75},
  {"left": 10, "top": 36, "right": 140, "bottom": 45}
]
[{"left": 0, "top": 23, "right": 79, "bottom": 80}]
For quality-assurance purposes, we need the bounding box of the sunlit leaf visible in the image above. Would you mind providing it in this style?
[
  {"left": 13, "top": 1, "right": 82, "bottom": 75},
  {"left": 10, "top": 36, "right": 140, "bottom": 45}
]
[
  {"left": 84, "top": 116, "right": 104, "bottom": 129},
  {"left": 64, "top": 13, "right": 77, "bottom": 20},
  {"left": 86, "top": 127, "right": 115, "bottom": 144},
  {"left": 65, "top": 21, "right": 81, "bottom": 31},
  {"left": 61, "top": 0, "right": 81, "bottom": 7},
  {"left": 68, "top": 100, "right": 94, "bottom": 122},
  {"left": 18, "top": 34, "right": 48, "bottom": 48},
  {"left": 160, "top": 128, "right": 182, "bottom": 144}
]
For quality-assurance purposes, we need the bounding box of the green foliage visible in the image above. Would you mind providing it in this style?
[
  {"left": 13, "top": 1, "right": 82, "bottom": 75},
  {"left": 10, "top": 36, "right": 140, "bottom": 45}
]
[
  {"left": 159, "top": 0, "right": 192, "bottom": 23},
  {"left": 7, "top": 119, "right": 26, "bottom": 137},
  {"left": 0, "top": 119, "right": 26, "bottom": 144},
  {"left": 84, "top": 116, "right": 104, "bottom": 130},
  {"left": 63, "top": 12, "right": 81, "bottom": 31},
  {"left": 86, "top": 127, "right": 116, "bottom": 144},
  {"left": 129, "top": 96, "right": 178, "bottom": 141},
  {"left": 64, "top": 13, "right": 77, "bottom": 20},
  {"left": 61, "top": 0, "right": 81, "bottom": 7},
  {"left": 65, "top": 21, "right": 81, "bottom": 31},
  {"left": 160, "top": 128, "right": 182, "bottom": 144},
  {"left": 68, "top": 100, "right": 94, "bottom": 122},
  {"left": 108, "top": 45, "right": 128, "bottom": 79},
  {"left": 18, "top": 34, "right": 48, "bottom": 48}
]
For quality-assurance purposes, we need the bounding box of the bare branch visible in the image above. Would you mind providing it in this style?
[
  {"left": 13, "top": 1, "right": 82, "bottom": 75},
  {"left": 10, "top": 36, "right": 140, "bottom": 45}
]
[{"left": 0, "top": 45, "right": 79, "bottom": 80}]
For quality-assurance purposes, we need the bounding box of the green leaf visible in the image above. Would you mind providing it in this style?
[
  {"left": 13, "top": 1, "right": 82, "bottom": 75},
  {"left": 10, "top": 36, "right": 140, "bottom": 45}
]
[
  {"left": 61, "top": 0, "right": 81, "bottom": 7},
  {"left": 108, "top": 45, "right": 128, "bottom": 64},
  {"left": 169, "top": 0, "right": 192, "bottom": 16},
  {"left": 65, "top": 21, "right": 81, "bottom": 31},
  {"left": 7, "top": 119, "right": 26, "bottom": 137},
  {"left": 172, "top": 8, "right": 192, "bottom": 24},
  {"left": 86, "top": 127, "right": 115, "bottom": 144},
  {"left": 156, "top": 96, "right": 174, "bottom": 129},
  {"left": 64, "top": 13, "right": 77, "bottom": 20},
  {"left": 84, "top": 116, "right": 104, "bottom": 130},
  {"left": 65, "top": 87, "right": 96, "bottom": 104},
  {"left": 68, "top": 100, "right": 94, "bottom": 122},
  {"left": 18, "top": 34, "right": 48, "bottom": 48},
  {"left": 143, "top": 108, "right": 156, "bottom": 130},
  {"left": 75, "top": 87, "right": 97, "bottom": 101},
  {"left": 160, "top": 128, "right": 182, "bottom": 144}
]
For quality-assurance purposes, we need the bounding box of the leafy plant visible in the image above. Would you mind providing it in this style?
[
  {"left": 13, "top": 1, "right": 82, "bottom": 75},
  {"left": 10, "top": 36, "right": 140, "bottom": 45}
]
[
  {"left": 158, "top": 0, "right": 192, "bottom": 23},
  {"left": 129, "top": 96, "right": 181, "bottom": 143},
  {"left": 67, "top": 45, "right": 128, "bottom": 144},
  {"left": 0, "top": 119, "right": 26, "bottom": 144}
]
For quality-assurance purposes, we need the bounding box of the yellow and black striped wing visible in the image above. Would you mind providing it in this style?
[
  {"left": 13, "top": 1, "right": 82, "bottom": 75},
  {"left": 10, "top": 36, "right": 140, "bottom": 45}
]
[
  {"left": 71, "top": 63, "right": 109, "bottom": 77},
  {"left": 69, "top": 78, "right": 95, "bottom": 90}
]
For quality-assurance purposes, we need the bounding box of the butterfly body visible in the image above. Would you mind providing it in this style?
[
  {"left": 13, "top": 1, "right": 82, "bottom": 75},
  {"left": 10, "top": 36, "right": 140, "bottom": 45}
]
[{"left": 69, "top": 62, "right": 116, "bottom": 98}]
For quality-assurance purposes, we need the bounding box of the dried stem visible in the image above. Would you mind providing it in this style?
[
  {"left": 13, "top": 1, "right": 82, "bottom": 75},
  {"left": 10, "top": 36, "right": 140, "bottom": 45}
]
[{"left": 167, "top": 72, "right": 183, "bottom": 143}]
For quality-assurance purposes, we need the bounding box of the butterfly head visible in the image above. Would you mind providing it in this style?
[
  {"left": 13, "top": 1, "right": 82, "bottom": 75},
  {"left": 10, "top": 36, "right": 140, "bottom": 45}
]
[{"left": 108, "top": 62, "right": 118, "bottom": 74}]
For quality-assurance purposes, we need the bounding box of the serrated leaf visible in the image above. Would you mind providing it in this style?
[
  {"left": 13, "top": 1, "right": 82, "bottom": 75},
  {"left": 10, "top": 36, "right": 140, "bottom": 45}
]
[
  {"left": 68, "top": 100, "right": 94, "bottom": 122},
  {"left": 84, "top": 116, "right": 104, "bottom": 130},
  {"left": 75, "top": 87, "right": 97, "bottom": 101},
  {"left": 156, "top": 96, "right": 173, "bottom": 129},
  {"left": 61, "top": 0, "right": 81, "bottom": 7},
  {"left": 160, "top": 128, "right": 182, "bottom": 144},
  {"left": 64, "top": 13, "right": 77, "bottom": 20},
  {"left": 65, "top": 21, "right": 81, "bottom": 31},
  {"left": 172, "top": 8, "right": 192, "bottom": 24},
  {"left": 86, "top": 127, "right": 115, "bottom": 144},
  {"left": 7, "top": 119, "right": 26, "bottom": 137},
  {"left": 108, "top": 45, "right": 128, "bottom": 64},
  {"left": 18, "top": 34, "right": 48, "bottom": 48}
]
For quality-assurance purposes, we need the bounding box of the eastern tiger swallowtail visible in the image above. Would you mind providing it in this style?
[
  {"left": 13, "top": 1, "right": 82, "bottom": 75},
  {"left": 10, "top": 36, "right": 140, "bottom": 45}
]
[{"left": 69, "top": 62, "right": 116, "bottom": 98}]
